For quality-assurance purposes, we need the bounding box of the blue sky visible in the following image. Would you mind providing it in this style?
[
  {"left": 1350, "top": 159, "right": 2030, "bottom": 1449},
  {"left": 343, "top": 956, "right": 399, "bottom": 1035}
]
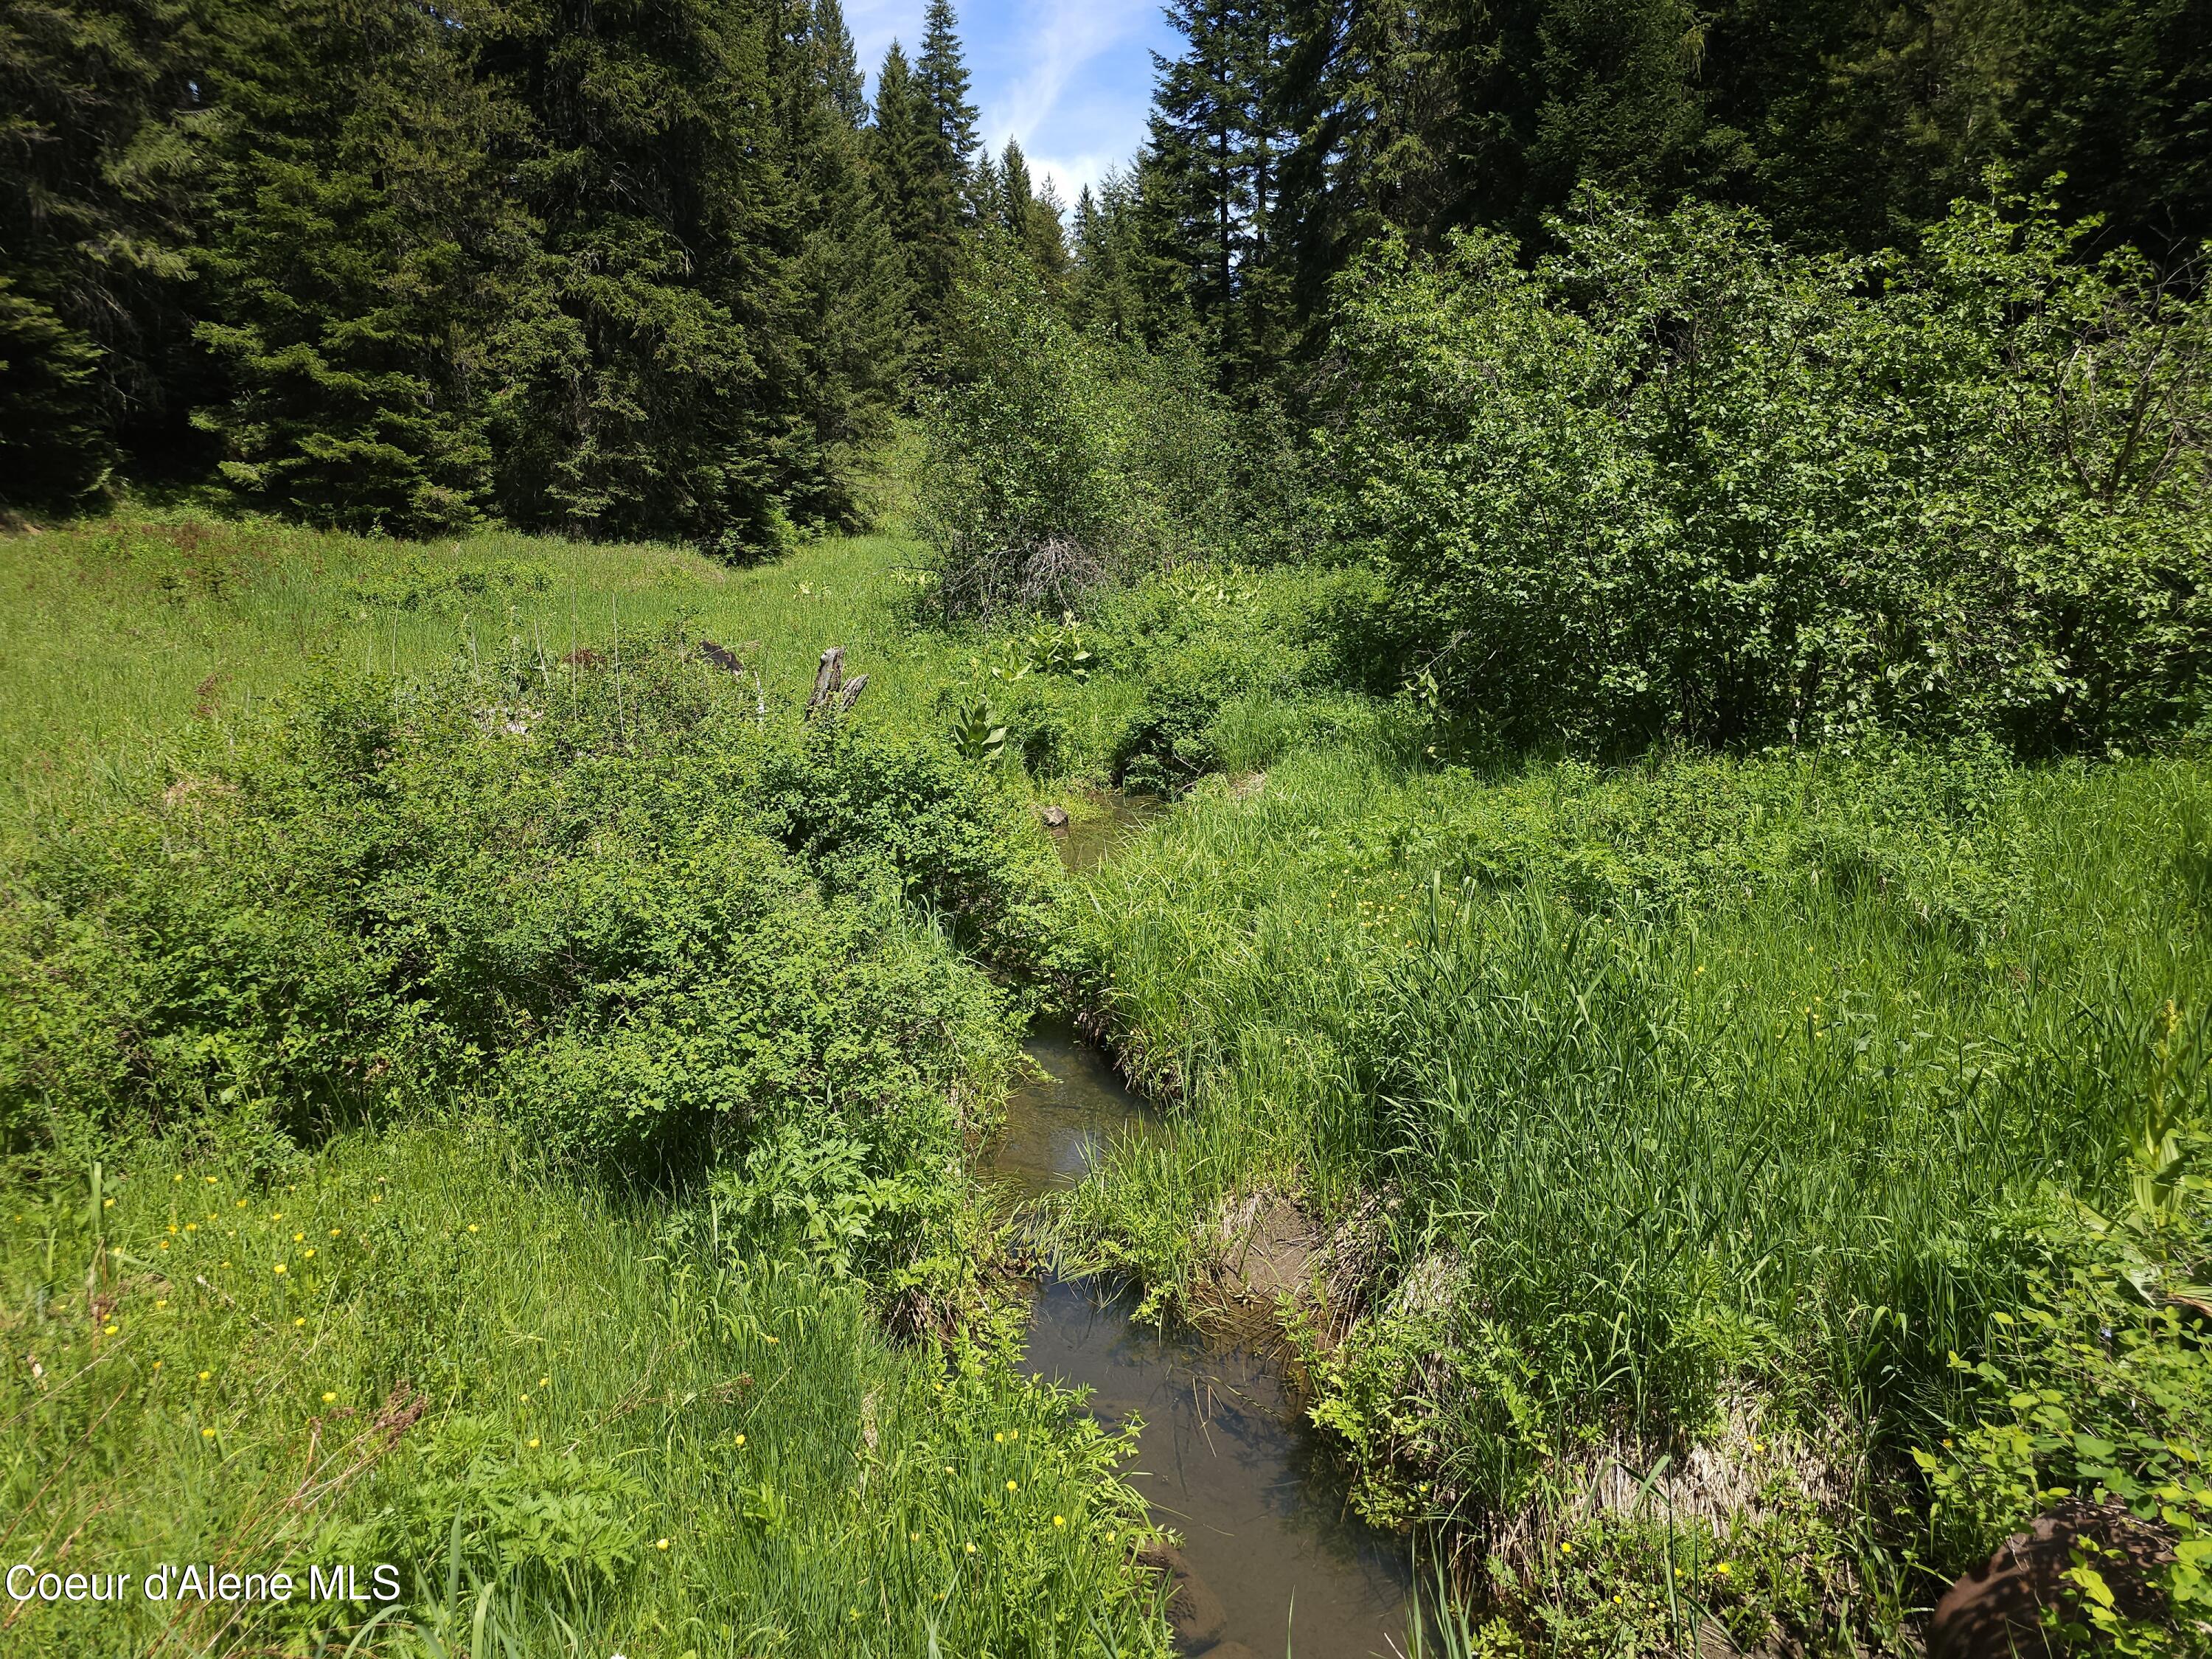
[{"left": 844, "top": 1, "right": 1175, "bottom": 204}]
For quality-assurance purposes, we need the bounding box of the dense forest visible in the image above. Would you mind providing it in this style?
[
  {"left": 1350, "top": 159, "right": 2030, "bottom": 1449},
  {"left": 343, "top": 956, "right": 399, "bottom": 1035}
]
[
  {"left": 4, "top": 1, "right": 2212, "bottom": 1656},
  {"left": 6, "top": 0, "right": 2208, "bottom": 530}
]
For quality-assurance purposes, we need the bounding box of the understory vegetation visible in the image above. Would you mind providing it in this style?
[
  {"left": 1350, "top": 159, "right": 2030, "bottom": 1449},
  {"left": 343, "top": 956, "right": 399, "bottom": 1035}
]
[{"left": 904, "top": 183, "right": 2212, "bottom": 1650}]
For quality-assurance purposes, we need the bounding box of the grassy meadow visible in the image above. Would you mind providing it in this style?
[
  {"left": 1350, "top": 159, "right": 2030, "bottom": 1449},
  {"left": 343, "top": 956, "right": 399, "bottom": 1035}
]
[
  {"left": 2, "top": 507, "right": 2208, "bottom": 1655},
  {"left": 0, "top": 515, "right": 947, "bottom": 836},
  {"left": 1, "top": 1130, "right": 1155, "bottom": 1657}
]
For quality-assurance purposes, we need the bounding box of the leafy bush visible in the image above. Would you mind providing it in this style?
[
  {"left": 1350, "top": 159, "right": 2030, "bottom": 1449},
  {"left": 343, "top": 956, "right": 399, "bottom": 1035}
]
[
  {"left": 919, "top": 256, "right": 1243, "bottom": 619},
  {"left": 1323, "top": 183, "right": 2212, "bottom": 754},
  {"left": 1915, "top": 1005, "right": 2212, "bottom": 1646},
  {"left": 977, "top": 563, "right": 1379, "bottom": 792},
  {"left": 0, "top": 637, "right": 1042, "bottom": 1198}
]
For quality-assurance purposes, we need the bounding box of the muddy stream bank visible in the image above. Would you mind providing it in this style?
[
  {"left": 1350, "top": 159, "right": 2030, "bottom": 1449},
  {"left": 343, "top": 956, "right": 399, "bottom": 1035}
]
[{"left": 985, "top": 1017, "right": 1414, "bottom": 1658}]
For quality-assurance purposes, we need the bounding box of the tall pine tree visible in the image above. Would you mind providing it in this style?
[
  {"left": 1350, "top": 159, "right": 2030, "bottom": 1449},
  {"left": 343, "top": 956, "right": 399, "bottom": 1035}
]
[
  {"left": 0, "top": 0, "right": 210, "bottom": 504},
  {"left": 192, "top": 0, "right": 523, "bottom": 532},
  {"left": 1143, "top": 0, "right": 1290, "bottom": 383},
  {"left": 771, "top": 0, "right": 907, "bottom": 524}
]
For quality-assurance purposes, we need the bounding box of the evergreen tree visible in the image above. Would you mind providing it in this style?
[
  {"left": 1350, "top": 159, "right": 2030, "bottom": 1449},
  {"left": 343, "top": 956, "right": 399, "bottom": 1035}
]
[
  {"left": 866, "top": 42, "right": 929, "bottom": 251},
  {"left": 771, "top": 0, "right": 907, "bottom": 522},
  {"left": 0, "top": 0, "right": 209, "bottom": 504},
  {"left": 901, "top": 0, "right": 981, "bottom": 324},
  {"left": 916, "top": 0, "right": 981, "bottom": 175},
  {"left": 1527, "top": 0, "right": 1722, "bottom": 208},
  {"left": 2009, "top": 0, "right": 2211, "bottom": 257},
  {"left": 1143, "top": 0, "right": 1290, "bottom": 381},
  {"left": 813, "top": 0, "right": 867, "bottom": 126},
  {"left": 867, "top": 1, "right": 983, "bottom": 341},
  {"left": 0, "top": 275, "right": 112, "bottom": 506},
  {"left": 995, "top": 139, "right": 1073, "bottom": 299},
  {"left": 1068, "top": 163, "right": 1199, "bottom": 346},
  {"left": 192, "top": 0, "right": 521, "bottom": 532},
  {"left": 483, "top": 0, "right": 804, "bottom": 550}
]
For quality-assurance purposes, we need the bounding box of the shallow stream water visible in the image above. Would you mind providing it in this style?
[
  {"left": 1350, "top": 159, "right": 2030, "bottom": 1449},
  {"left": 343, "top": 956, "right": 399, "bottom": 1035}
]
[{"left": 986, "top": 1021, "right": 1414, "bottom": 1659}]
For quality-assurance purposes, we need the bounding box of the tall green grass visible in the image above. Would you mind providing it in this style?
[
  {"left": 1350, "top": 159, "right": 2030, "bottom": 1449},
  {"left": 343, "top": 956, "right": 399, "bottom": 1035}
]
[
  {"left": 1057, "top": 742, "right": 2211, "bottom": 1548},
  {"left": 0, "top": 515, "right": 1177, "bottom": 1658},
  {"left": 0, "top": 1129, "right": 1167, "bottom": 1657}
]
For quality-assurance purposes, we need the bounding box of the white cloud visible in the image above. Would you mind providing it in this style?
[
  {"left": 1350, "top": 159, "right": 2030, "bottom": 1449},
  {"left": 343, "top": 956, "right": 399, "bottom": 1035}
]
[{"left": 844, "top": 1, "right": 1162, "bottom": 199}]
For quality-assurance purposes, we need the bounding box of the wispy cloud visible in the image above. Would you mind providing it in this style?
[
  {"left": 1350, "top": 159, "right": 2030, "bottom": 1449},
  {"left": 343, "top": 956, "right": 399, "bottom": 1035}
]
[{"left": 846, "top": 1, "right": 1167, "bottom": 198}]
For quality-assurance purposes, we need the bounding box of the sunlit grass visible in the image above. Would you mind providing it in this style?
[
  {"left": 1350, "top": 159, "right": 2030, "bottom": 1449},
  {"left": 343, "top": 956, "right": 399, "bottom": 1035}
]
[
  {"left": 1055, "top": 740, "right": 2211, "bottom": 1532},
  {"left": 0, "top": 513, "right": 960, "bottom": 839},
  {"left": 0, "top": 1128, "right": 1166, "bottom": 1658}
]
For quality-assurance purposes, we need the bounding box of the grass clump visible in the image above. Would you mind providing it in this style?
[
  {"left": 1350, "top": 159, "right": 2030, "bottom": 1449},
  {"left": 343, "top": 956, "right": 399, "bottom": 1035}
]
[
  {"left": 1051, "top": 737, "right": 2212, "bottom": 1643},
  {"left": 0, "top": 1130, "right": 1166, "bottom": 1658}
]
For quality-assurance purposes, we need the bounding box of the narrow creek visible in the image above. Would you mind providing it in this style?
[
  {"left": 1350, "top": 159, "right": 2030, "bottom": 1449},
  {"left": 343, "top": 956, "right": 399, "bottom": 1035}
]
[{"left": 986, "top": 1018, "right": 1415, "bottom": 1658}]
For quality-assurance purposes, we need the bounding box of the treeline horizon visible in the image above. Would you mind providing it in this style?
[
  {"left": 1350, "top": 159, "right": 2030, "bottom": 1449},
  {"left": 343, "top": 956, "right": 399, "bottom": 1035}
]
[{"left": 3, "top": 0, "right": 2207, "bottom": 543}]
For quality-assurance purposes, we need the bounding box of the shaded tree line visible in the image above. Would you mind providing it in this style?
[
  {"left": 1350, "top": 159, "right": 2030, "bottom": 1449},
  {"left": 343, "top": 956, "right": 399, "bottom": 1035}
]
[
  {"left": 1082, "top": 0, "right": 2211, "bottom": 388},
  {"left": 0, "top": 0, "right": 1048, "bottom": 542},
  {"left": 7, "top": 0, "right": 2206, "bottom": 536}
]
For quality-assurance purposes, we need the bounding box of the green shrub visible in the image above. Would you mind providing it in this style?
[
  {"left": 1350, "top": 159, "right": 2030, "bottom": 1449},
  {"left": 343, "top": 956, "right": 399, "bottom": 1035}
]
[
  {"left": 1913, "top": 1005, "right": 2212, "bottom": 1645},
  {"left": 755, "top": 715, "right": 1070, "bottom": 978},
  {"left": 919, "top": 256, "right": 1242, "bottom": 619},
  {"left": 0, "top": 639, "right": 1034, "bottom": 1200},
  {"left": 1323, "top": 184, "right": 2212, "bottom": 754}
]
